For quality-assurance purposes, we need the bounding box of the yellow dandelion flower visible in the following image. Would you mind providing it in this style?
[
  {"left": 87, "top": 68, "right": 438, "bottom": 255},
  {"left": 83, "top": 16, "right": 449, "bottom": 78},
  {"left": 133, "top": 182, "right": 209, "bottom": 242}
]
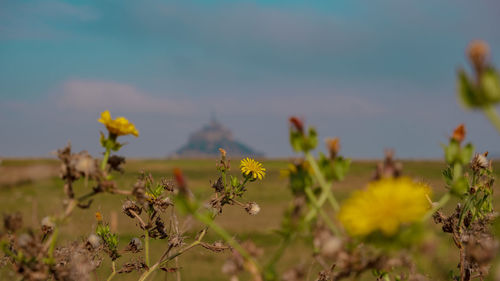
[
  {"left": 240, "top": 158, "right": 266, "bottom": 180},
  {"left": 338, "top": 177, "right": 431, "bottom": 236},
  {"left": 98, "top": 110, "right": 139, "bottom": 137}
]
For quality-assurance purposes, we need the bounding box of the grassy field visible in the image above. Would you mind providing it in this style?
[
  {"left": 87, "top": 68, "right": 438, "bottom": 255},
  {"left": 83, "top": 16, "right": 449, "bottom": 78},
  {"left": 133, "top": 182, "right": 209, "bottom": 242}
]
[{"left": 1, "top": 158, "right": 499, "bottom": 280}]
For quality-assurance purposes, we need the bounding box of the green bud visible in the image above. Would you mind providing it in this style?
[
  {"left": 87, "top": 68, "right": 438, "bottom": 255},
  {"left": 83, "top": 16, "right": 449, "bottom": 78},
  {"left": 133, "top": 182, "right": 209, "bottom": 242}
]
[
  {"left": 481, "top": 68, "right": 500, "bottom": 103},
  {"left": 460, "top": 143, "right": 474, "bottom": 164},
  {"left": 230, "top": 175, "right": 239, "bottom": 188},
  {"left": 444, "top": 141, "right": 460, "bottom": 164}
]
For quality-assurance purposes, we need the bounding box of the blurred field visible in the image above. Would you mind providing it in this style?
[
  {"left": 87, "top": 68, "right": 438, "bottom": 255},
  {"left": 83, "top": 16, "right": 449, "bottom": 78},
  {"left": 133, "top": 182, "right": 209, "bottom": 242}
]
[{"left": 1, "top": 158, "right": 500, "bottom": 280}]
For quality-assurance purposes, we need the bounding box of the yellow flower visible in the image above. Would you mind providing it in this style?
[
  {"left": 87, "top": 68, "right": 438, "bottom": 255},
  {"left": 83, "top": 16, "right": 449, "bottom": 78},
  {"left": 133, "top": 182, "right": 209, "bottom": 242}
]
[
  {"left": 98, "top": 110, "right": 139, "bottom": 137},
  {"left": 240, "top": 158, "right": 266, "bottom": 180},
  {"left": 338, "top": 177, "right": 431, "bottom": 236}
]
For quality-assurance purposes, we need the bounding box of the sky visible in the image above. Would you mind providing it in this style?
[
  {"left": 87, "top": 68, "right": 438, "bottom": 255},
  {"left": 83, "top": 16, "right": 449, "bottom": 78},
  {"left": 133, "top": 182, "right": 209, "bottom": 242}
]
[{"left": 1, "top": 0, "right": 500, "bottom": 159}]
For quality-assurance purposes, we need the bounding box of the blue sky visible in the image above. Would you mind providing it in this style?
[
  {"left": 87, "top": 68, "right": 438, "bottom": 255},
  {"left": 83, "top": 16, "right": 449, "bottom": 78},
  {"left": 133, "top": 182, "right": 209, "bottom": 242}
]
[{"left": 1, "top": 0, "right": 500, "bottom": 158}]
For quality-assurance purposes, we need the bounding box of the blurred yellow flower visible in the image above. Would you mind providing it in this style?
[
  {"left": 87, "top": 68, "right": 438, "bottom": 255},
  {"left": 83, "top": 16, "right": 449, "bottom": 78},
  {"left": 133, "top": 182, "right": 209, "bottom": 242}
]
[
  {"left": 98, "top": 110, "right": 139, "bottom": 137},
  {"left": 240, "top": 158, "right": 266, "bottom": 180},
  {"left": 338, "top": 177, "right": 431, "bottom": 236}
]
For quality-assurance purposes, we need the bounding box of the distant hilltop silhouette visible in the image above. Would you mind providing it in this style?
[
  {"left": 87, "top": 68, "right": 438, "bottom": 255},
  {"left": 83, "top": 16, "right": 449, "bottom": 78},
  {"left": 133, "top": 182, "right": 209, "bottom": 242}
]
[{"left": 171, "top": 117, "right": 264, "bottom": 158}]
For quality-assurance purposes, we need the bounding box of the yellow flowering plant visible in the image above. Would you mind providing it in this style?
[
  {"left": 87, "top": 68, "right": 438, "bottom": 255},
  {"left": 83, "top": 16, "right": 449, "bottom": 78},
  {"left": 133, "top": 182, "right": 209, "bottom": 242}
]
[
  {"left": 98, "top": 110, "right": 139, "bottom": 138},
  {"left": 338, "top": 177, "right": 431, "bottom": 237},
  {"left": 240, "top": 157, "right": 266, "bottom": 181},
  {"left": 98, "top": 110, "right": 139, "bottom": 172}
]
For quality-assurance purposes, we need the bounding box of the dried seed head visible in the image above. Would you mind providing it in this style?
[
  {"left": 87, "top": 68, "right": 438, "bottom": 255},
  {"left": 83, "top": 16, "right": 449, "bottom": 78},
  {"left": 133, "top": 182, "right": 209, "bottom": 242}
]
[
  {"left": 245, "top": 202, "right": 261, "bottom": 216},
  {"left": 168, "top": 233, "right": 184, "bottom": 247},
  {"left": 472, "top": 152, "right": 489, "bottom": 171},
  {"left": 132, "top": 178, "right": 147, "bottom": 203},
  {"left": 212, "top": 177, "right": 225, "bottom": 193},
  {"left": 125, "top": 237, "right": 143, "bottom": 253},
  {"left": 467, "top": 40, "right": 490, "bottom": 72},
  {"left": 117, "top": 260, "right": 148, "bottom": 273},
  {"left": 320, "top": 237, "right": 343, "bottom": 258},
  {"left": 282, "top": 265, "right": 306, "bottom": 281},
  {"left": 122, "top": 200, "right": 142, "bottom": 218},
  {"left": 4, "top": 212, "right": 22, "bottom": 232},
  {"left": 325, "top": 137, "right": 340, "bottom": 159},
  {"left": 153, "top": 197, "right": 173, "bottom": 213},
  {"left": 17, "top": 233, "right": 33, "bottom": 248},
  {"left": 41, "top": 216, "right": 55, "bottom": 235},
  {"left": 452, "top": 124, "right": 466, "bottom": 143},
  {"left": 107, "top": 155, "right": 126, "bottom": 173},
  {"left": 372, "top": 149, "right": 403, "bottom": 180},
  {"left": 87, "top": 234, "right": 101, "bottom": 249}
]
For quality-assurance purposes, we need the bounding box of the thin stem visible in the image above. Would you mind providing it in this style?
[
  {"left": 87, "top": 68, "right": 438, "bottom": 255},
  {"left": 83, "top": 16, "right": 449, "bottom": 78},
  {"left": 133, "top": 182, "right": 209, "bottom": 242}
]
[
  {"left": 422, "top": 192, "right": 451, "bottom": 221},
  {"left": 139, "top": 229, "right": 207, "bottom": 281},
  {"left": 194, "top": 213, "right": 257, "bottom": 267},
  {"left": 483, "top": 105, "right": 500, "bottom": 134},
  {"left": 304, "top": 188, "right": 340, "bottom": 235},
  {"left": 130, "top": 210, "right": 147, "bottom": 229},
  {"left": 77, "top": 190, "right": 99, "bottom": 202},
  {"left": 304, "top": 153, "right": 339, "bottom": 222},
  {"left": 106, "top": 261, "right": 116, "bottom": 281},
  {"left": 266, "top": 234, "right": 293, "bottom": 269},
  {"left": 144, "top": 230, "right": 150, "bottom": 267}
]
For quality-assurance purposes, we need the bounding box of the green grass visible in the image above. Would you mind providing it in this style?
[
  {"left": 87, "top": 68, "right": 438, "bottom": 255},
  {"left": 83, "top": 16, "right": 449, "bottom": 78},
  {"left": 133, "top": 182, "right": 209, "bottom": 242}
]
[{"left": 1, "top": 159, "right": 499, "bottom": 280}]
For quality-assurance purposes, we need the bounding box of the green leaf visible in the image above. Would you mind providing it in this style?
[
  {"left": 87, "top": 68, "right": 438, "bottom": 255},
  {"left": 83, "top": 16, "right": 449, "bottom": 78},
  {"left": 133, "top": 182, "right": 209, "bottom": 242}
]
[
  {"left": 289, "top": 130, "right": 304, "bottom": 152},
  {"left": 457, "top": 69, "right": 480, "bottom": 108},
  {"left": 460, "top": 143, "right": 474, "bottom": 164},
  {"left": 444, "top": 141, "right": 459, "bottom": 164},
  {"left": 481, "top": 67, "right": 500, "bottom": 103}
]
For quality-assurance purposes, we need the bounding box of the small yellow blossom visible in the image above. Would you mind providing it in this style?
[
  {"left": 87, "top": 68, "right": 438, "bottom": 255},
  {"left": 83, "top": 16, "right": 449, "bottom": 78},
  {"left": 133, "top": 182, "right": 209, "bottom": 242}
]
[
  {"left": 98, "top": 110, "right": 139, "bottom": 137},
  {"left": 240, "top": 158, "right": 266, "bottom": 180},
  {"left": 338, "top": 177, "right": 431, "bottom": 236}
]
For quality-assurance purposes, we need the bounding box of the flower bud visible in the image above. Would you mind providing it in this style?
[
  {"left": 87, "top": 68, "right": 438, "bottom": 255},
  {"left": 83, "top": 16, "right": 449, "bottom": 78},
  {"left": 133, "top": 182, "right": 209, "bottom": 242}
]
[
  {"left": 451, "top": 124, "right": 466, "bottom": 143},
  {"left": 289, "top": 116, "right": 304, "bottom": 133},
  {"left": 467, "top": 40, "right": 490, "bottom": 73}
]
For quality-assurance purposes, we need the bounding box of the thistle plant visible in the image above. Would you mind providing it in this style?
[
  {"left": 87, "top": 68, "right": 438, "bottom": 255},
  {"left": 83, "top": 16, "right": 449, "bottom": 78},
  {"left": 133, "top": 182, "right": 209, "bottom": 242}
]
[{"left": 458, "top": 40, "right": 500, "bottom": 132}]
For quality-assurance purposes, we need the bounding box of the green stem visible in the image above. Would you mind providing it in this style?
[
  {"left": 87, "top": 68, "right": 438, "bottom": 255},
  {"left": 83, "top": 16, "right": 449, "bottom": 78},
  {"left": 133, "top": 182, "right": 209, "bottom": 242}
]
[
  {"left": 483, "top": 105, "right": 500, "bottom": 134},
  {"left": 304, "top": 188, "right": 340, "bottom": 235},
  {"left": 101, "top": 147, "right": 111, "bottom": 171},
  {"left": 422, "top": 192, "right": 451, "bottom": 221},
  {"left": 46, "top": 227, "right": 59, "bottom": 264},
  {"left": 144, "top": 230, "right": 150, "bottom": 267},
  {"left": 304, "top": 153, "right": 339, "bottom": 222},
  {"left": 266, "top": 235, "right": 292, "bottom": 268},
  {"left": 106, "top": 261, "right": 116, "bottom": 281}
]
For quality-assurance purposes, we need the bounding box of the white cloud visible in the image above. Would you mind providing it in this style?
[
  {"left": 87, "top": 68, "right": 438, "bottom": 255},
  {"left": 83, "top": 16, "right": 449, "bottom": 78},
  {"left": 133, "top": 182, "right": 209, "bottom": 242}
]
[{"left": 58, "top": 79, "right": 196, "bottom": 114}]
